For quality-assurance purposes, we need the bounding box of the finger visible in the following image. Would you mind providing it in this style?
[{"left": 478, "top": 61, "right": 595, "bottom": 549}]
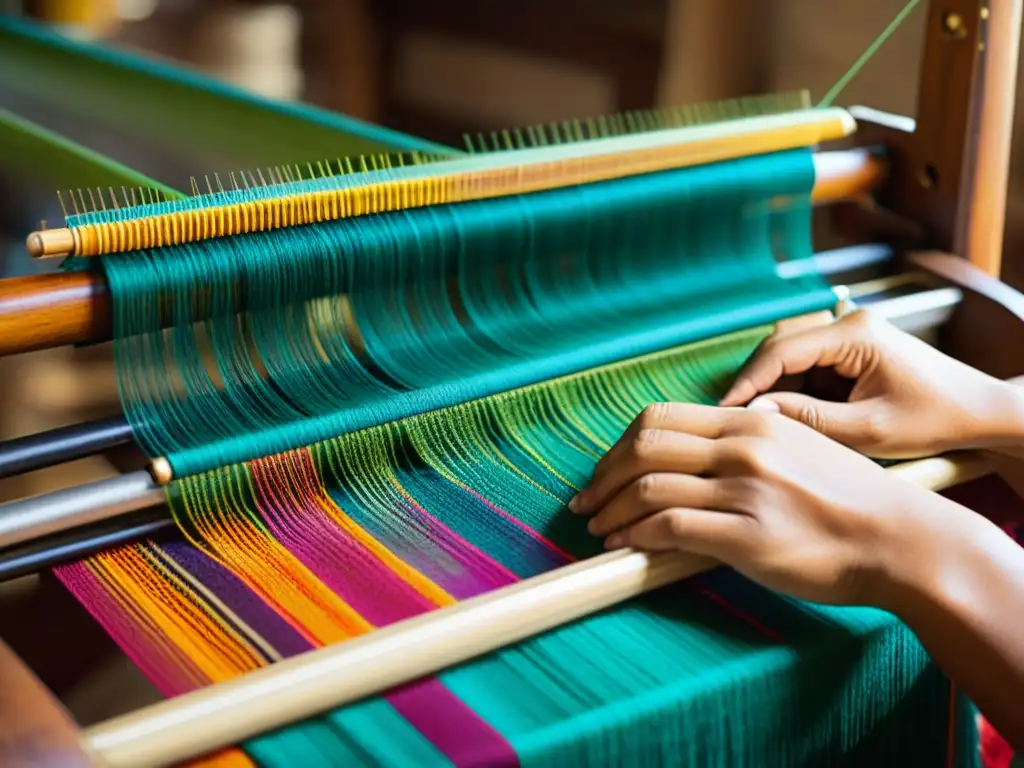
[
  {"left": 571, "top": 430, "right": 717, "bottom": 515},
  {"left": 586, "top": 473, "right": 722, "bottom": 537},
  {"left": 605, "top": 507, "right": 751, "bottom": 558},
  {"left": 622, "top": 402, "right": 738, "bottom": 440},
  {"left": 584, "top": 402, "right": 737, "bottom": 492},
  {"left": 719, "top": 323, "right": 859, "bottom": 407},
  {"left": 749, "top": 391, "right": 882, "bottom": 446}
]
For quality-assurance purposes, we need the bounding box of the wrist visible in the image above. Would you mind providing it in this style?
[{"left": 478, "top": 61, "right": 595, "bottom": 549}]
[
  {"left": 865, "top": 490, "right": 993, "bottom": 618},
  {"left": 972, "top": 379, "right": 1024, "bottom": 451}
]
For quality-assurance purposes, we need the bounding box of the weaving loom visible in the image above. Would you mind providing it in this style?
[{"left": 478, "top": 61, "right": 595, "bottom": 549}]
[{"left": 1, "top": 2, "right": 1023, "bottom": 766}]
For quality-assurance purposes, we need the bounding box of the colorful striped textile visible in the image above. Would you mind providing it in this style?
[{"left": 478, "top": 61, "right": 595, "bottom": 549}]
[{"left": 56, "top": 329, "right": 977, "bottom": 766}]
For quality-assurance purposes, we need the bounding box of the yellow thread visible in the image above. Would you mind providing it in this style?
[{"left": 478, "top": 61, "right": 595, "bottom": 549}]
[
  {"left": 175, "top": 467, "right": 374, "bottom": 646},
  {"left": 63, "top": 107, "right": 847, "bottom": 257}
]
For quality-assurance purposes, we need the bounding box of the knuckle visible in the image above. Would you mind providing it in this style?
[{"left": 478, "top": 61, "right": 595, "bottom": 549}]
[
  {"left": 738, "top": 445, "right": 766, "bottom": 474},
  {"left": 634, "top": 474, "right": 662, "bottom": 504},
  {"left": 796, "top": 403, "right": 829, "bottom": 433},
  {"left": 631, "top": 428, "right": 662, "bottom": 459},
  {"left": 638, "top": 402, "right": 672, "bottom": 429},
  {"left": 722, "top": 438, "right": 769, "bottom": 475},
  {"left": 665, "top": 509, "right": 692, "bottom": 540},
  {"left": 761, "top": 337, "right": 786, "bottom": 359},
  {"left": 730, "top": 409, "right": 773, "bottom": 437},
  {"left": 846, "top": 308, "right": 880, "bottom": 336},
  {"left": 861, "top": 410, "right": 891, "bottom": 446}
]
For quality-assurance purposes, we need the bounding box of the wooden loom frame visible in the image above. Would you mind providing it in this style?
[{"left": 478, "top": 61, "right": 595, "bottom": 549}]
[{"left": 2, "top": 0, "right": 1024, "bottom": 765}]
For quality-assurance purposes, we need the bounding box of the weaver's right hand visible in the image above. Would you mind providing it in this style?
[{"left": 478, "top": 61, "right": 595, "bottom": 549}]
[{"left": 719, "top": 309, "right": 1024, "bottom": 459}]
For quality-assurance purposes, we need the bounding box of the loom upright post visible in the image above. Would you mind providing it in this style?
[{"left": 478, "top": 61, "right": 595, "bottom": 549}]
[
  {"left": 854, "top": 0, "right": 988, "bottom": 253},
  {"left": 954, "top": 0, "right": 1023, "bottom": 276}
]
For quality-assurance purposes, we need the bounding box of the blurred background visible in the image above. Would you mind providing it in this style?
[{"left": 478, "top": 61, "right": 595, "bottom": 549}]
[{"left": 0, "top": 0, "right": 1010, "bottom": 724}]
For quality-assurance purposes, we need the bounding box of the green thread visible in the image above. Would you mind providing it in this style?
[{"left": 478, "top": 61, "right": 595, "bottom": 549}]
[
  {"left": 0, "top": 15, "right": 450, "bottom": 193},
  {"left": 819, "top": 0, "right": 923, "bottom": 108},
  {"left": 98, "top": 149, "right": 833, "bottom": 477}
]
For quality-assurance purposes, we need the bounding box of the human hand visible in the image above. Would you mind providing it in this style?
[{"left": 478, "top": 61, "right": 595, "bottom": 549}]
[
  {"left": 718, "top": 309, "right": 1024, "bottom": 459},
  {"left": 570, "top": 402, "right": 962, "bottom": 607}
]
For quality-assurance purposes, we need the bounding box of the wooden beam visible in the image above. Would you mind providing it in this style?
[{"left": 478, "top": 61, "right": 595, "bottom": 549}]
[
  {"left": 954, "top": 0, "right": 1023, "bottom": 276},
  {"left": 853, "top": 0, "right": 986, "bottom": 254}
]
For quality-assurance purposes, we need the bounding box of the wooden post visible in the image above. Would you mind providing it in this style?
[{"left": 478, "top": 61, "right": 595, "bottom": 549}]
[
  {"left": 854, "top": 0, "right": 1022, "bottom": 277},
  {"left": 955, "top": 0, "right": 1023, "bottom": 276}
]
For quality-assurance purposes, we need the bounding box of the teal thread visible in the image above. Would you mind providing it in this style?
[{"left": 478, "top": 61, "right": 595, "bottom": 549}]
[{"left": 99, "top": 149, "right": 833, "bottom": 476}]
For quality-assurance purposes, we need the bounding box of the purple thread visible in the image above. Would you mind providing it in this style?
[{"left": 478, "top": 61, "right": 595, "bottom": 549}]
[{"left": 160, "top": 539, "right": 313, "bottom": 658}]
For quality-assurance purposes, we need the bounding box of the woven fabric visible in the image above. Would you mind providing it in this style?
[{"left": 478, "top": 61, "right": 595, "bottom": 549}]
[{"left": 56, "top": 329, "right": 970, "bottom": 766}]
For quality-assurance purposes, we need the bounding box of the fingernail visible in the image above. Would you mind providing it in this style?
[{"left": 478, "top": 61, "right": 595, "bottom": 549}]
[
  {"left": 605, "top": 533, "right": 624, "bottom": 549},
  {"left": 747, "top": 397, "right": 780, "bottom": 413},
  {"left": 587, "top": 517, "right": 600, "bottom": 535},
  {"left": 569, "top": 492, "right": 591, "bottom": 514}
]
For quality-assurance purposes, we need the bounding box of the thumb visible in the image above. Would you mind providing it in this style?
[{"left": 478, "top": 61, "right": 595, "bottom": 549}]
[{"left": 748, "top": 393, "right": 874, "bottom": 445}]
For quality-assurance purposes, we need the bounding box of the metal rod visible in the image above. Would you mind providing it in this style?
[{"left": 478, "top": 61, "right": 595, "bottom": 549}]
[
  {"left": 0, "top": 415, "right": 133, "bottom": 480},
  {"left": 0, "top": 511, "right": 174, "bottom": 582},
  {"left": 0, "top": 471, "right": 164, "bottom": 550}
]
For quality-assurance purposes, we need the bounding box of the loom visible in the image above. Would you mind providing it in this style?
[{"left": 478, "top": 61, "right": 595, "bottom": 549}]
[{"left": 0, "top": 2, "right": 1023, "bottom": 766}]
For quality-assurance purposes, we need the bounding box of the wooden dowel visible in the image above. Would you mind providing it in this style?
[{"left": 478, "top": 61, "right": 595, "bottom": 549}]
[
  {"left": 955, "top": 0, "right": 1023, "bottom": 276},
  {"left": 0, "top": 271, "right": 109, "bottom": 357},
  {"left": 0, "top": 149, "right": 887, "bottom": 358},
  {"left": 79, "top": 451, "right": 992, "bottom": 768},
  {"left": 810, "top": 148, "right": 886, "bottom": 204}
]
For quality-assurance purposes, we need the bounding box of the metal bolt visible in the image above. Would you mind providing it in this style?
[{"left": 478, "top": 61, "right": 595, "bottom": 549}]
[{"left": 943, "top": 11, "right": 968, "bottom": 38}]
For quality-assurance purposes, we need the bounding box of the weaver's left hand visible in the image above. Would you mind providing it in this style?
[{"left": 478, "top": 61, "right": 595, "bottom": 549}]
[{"left": 569, "top": 402, "right": 947, "bottom": 607}]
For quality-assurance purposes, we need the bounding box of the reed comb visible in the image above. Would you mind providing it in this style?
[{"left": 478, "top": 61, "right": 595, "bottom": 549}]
[{"left": 28, "top": 92, "right": 852, "bottom": 260}]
